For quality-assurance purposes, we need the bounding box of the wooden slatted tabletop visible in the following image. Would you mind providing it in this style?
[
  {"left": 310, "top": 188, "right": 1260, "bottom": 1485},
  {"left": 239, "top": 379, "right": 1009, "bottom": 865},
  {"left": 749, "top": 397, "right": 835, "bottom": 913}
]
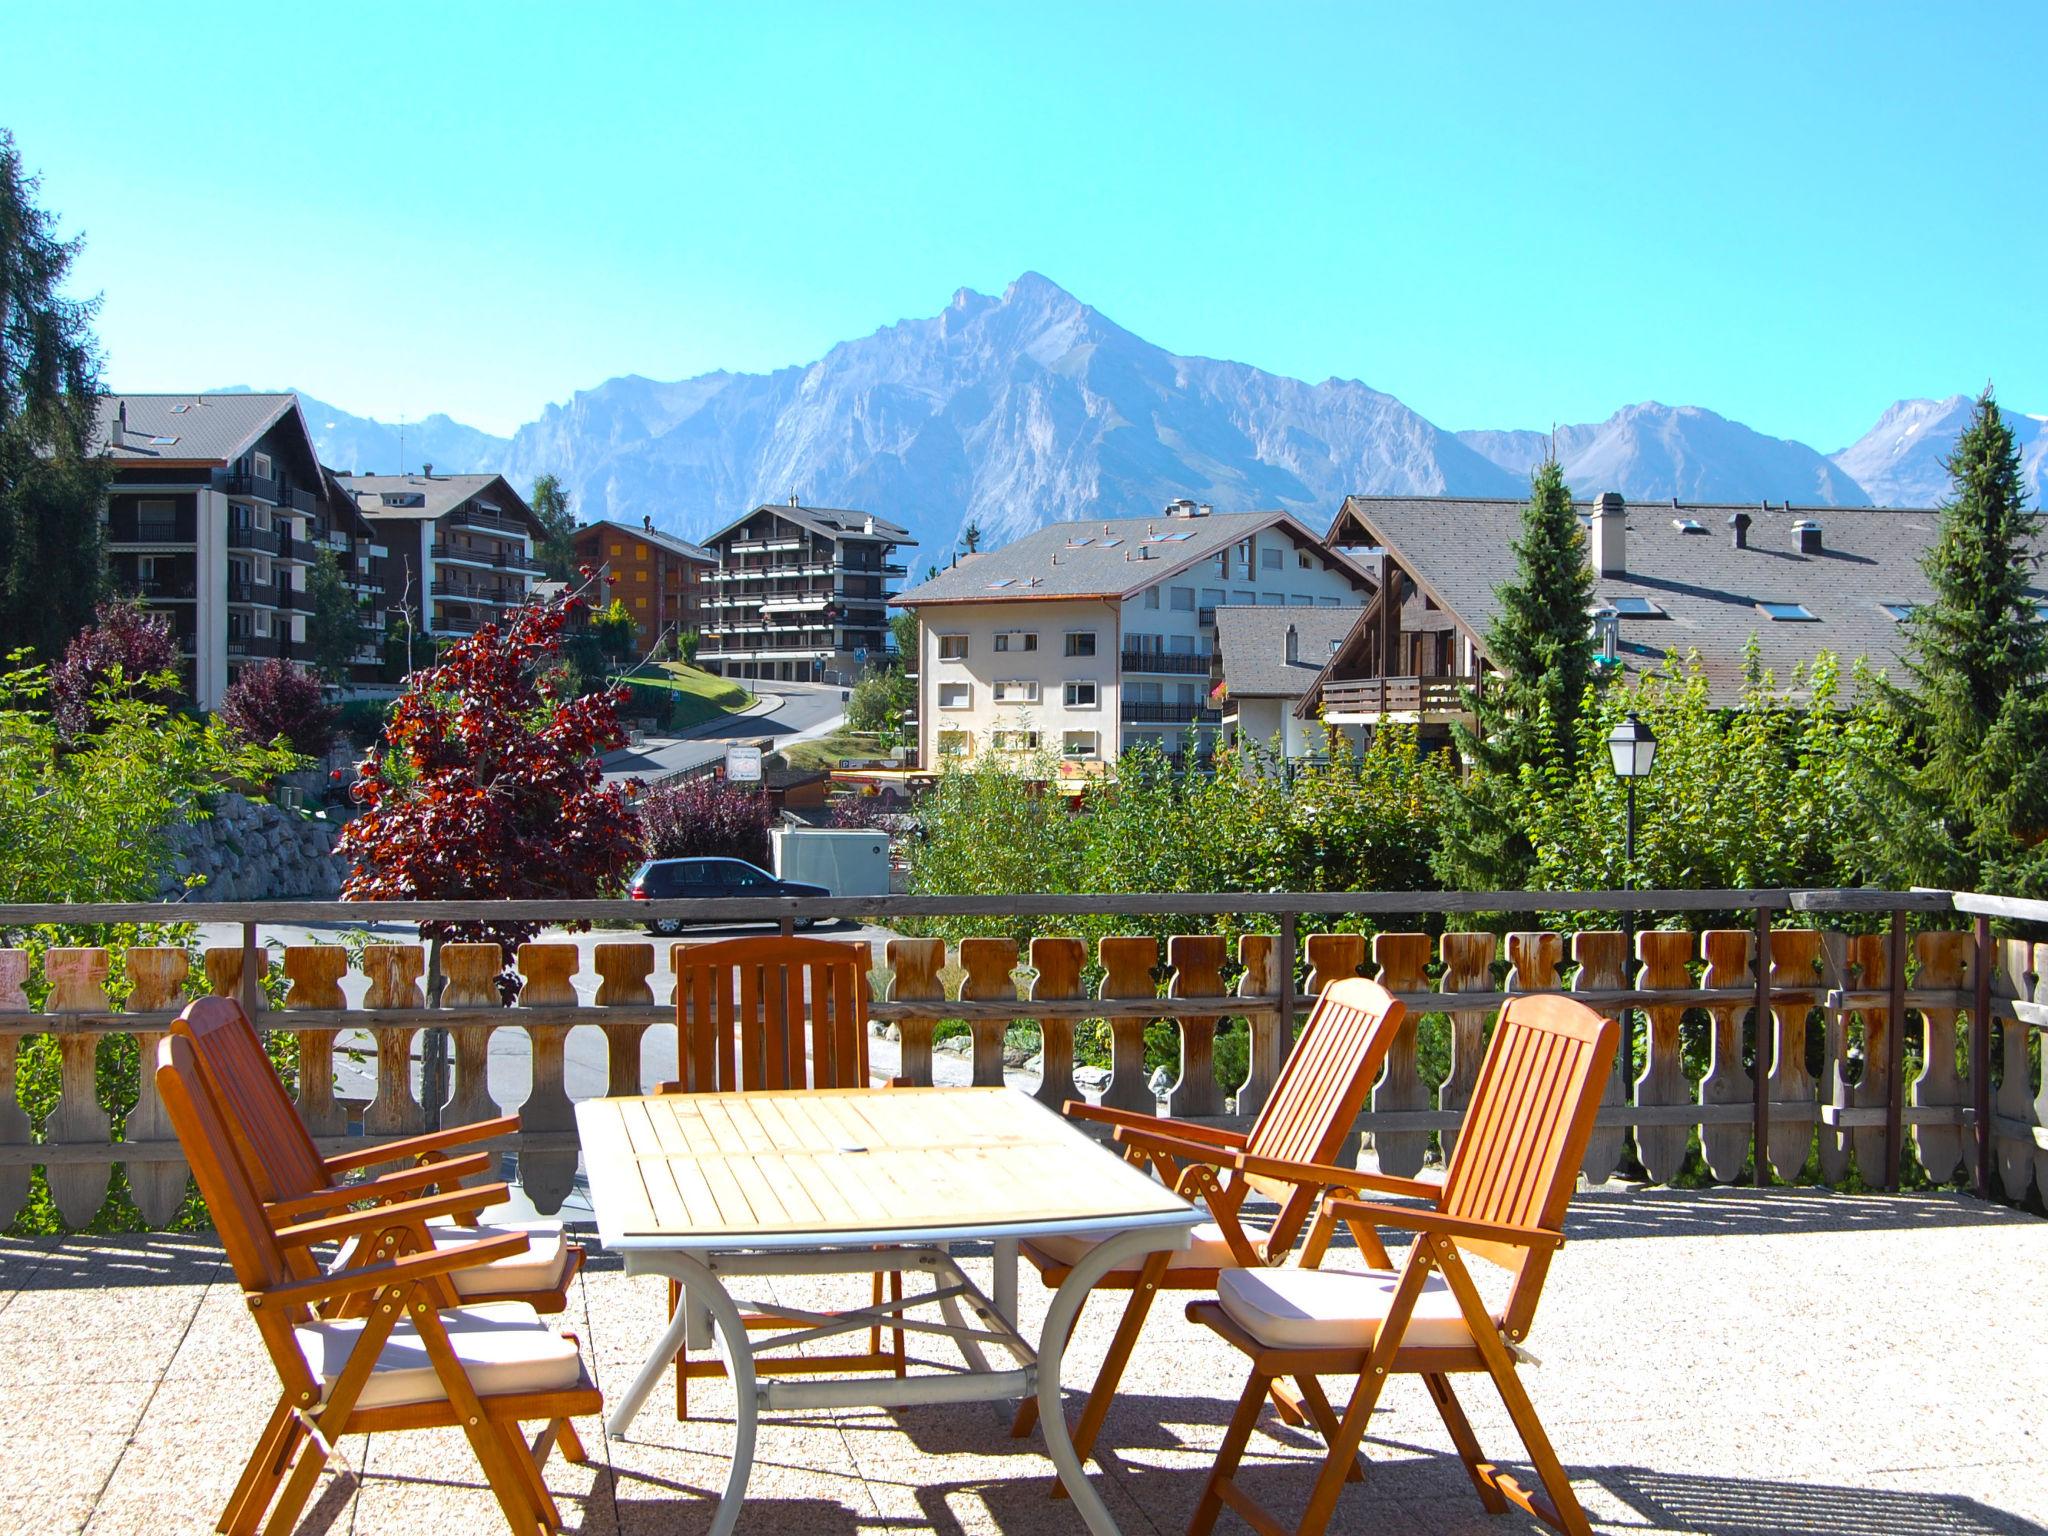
[{"left": 578, "top": 1087, "right": 1197, "bottom": 1250}]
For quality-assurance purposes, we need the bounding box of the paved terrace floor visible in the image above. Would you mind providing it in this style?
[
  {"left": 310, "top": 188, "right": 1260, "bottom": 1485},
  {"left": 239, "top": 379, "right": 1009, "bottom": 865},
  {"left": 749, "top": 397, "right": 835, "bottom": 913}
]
[{"left": 3, "top": 1186, "right": 2043, "bottom": 1536}]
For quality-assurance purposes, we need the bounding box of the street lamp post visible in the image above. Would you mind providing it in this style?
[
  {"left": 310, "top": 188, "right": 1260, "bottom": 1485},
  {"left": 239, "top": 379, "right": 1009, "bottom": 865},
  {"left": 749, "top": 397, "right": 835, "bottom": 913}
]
[{"left": 1606, "top": 711, "right": 1658, "bottom": 1115}]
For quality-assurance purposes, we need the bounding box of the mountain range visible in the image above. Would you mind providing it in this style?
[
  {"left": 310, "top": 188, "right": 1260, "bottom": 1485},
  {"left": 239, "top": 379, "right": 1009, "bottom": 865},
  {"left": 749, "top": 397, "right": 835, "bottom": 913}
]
[{"left": 232, "top": 273, "right": 2043, "bottom": 560}]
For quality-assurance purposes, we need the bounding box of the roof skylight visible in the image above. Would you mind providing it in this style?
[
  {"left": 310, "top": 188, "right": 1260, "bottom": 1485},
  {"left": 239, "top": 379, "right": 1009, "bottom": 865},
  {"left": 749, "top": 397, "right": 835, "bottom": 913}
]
[
  {"left": 1611, "top": 597, "right": 1665, "bottom": 618},
  {"left": 1672, "top": 518, "right": 1706, "bottom": 534},
  {"left": 147, "top": 435, "right": 178, "bottom": 446},
  {"left": 986, "top": 577, "right": 1016, "bottom": 589},
  {"left": 1757, "top": 601, "right": 1817, "bottom": 622},
  {"left": 1880, "top": 602, "right": 1915, "bottom": 622}
]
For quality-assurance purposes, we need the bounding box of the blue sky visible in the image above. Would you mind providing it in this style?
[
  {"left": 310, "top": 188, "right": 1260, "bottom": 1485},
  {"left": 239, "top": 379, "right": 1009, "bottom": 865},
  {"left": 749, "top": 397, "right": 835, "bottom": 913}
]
[{"left": 7, "top": 2, "right": 2044, "bottom": 447}]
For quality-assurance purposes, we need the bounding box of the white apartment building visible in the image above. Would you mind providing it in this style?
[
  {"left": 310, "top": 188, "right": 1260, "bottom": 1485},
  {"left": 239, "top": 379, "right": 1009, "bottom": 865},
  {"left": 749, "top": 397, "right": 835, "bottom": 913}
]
[{"left": 894, "top": 501, "right": 1374, "bottom": 767}]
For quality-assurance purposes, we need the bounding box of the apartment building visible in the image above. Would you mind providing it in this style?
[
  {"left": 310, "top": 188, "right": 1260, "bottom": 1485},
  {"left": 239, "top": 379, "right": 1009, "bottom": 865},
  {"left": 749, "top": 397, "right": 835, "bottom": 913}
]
[
  {"left": 337, "top": 471, "right": 543, "bottom": 639},
  {"left": 97, "top": 393, "right": 388, "bottom": 707},
  {"left": 696, "top": 498, "right": 913, "bottom": 682},
  {"left": 570, "top": 516, "right": 716, "bottom": 653},
  {"left": 892, "top": 501, "right": 1374, "bottom": 767}
]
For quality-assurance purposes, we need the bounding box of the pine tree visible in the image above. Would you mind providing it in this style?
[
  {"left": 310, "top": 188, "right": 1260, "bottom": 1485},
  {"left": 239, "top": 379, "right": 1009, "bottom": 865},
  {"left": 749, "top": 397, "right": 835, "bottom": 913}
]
[
  {"left": 1436, "top": 458, "right": 1595, "bottom": 887},
  {"left": 530, "top": 473, "right": 577, "bottom": 580},
  {"left": 1860, "top": 387, "right": 2048, "bottom": 893},
  {"left": 0, "top": 130, "right": 108, "bottom": 661}
]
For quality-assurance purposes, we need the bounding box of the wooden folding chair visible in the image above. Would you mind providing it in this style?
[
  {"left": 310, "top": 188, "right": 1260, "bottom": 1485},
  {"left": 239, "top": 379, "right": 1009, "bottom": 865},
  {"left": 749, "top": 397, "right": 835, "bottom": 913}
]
[
  {"left": 654, "top": 935, "right": 904, "bottom": 1418},
  {"left": 1185, "top": 993, "right": 1620, "bottom": 1536},
  {"left": 155, "top": 1033, "right": 602, "bottom": 1536},
  {"left": 171, "top": 995, "right": 583, "bottom": 1316},
  {"left": 1011, "top": 976, "right": 1408, "bottom": 1479}
]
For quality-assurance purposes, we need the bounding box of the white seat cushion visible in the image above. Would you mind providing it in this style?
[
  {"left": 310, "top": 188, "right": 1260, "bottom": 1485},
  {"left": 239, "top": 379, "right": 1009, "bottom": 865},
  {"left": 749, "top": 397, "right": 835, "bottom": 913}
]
[
  {"left": 1218, "top": 1266, "right": 1482, "bottom": 1351},
  {"left": 295, "top": 1301, "right": 582, "bottom": 1410},
  {"left": 1031, "top": 1220, "right": 1271, "bottom": 1272},
  {"left": 429, "top": 1219, "right": 575, "bottom": 1297}
]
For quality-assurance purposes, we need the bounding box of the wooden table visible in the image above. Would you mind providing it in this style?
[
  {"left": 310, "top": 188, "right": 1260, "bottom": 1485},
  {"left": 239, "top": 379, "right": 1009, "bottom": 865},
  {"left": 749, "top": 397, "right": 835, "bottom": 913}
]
[{"left": 577, "top": 1085, "right": 1198, "bottom": 1536}]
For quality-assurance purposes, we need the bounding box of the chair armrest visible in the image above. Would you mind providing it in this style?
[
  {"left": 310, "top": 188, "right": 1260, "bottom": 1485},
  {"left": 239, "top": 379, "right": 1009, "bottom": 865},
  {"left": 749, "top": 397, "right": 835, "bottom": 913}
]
[
  {"left": 273, "top": 1182, "right": 512, "bottom": 1250},
  {"left": 322, "top": 1115, "right": 520, "bottom": 1173},
  {"left": 1064, "top": 1101, "right": 1249, "bottom": 1148},
  {"left": 1232, "top": 1150, "right": 1443, "bottom": 1201},
  {"left": 1111, "top": 1123, "right": 1242, "bottom": 1169},
  {"left": 264, "top": 1154, "right": 493, "bottom": 1221},
  {"left": 1323, "top": 1197, "right": 1564, "bottom": 1252},
  {"left": 262, "top": 1232, "right": 531, "bottom": 1310}
]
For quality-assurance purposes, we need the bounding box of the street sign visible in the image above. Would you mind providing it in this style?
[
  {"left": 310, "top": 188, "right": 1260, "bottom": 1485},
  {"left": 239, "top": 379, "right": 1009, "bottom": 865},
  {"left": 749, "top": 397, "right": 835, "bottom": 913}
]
[
  {"left": 725, "top": 745, "right": 763, "bottom": 782},
  {"left": 854, "top": 647, "right": 868, "bottom": 664}
]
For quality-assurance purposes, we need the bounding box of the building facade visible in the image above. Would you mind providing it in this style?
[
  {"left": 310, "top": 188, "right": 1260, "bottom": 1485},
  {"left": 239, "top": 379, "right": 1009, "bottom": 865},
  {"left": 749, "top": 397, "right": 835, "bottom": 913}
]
[
  {"left": 337, "top": 472, "right": 543, "bottom": 640},
  {"left": 98, "top": 393, "right": 388, "bottom": 708},
  {"left": 697, "top": 498, "right": 913, "bottom": 682},
  {"left": 570, "top": 516, "right": 716, "bottom": 654},
  {"left": 893, "top": 502, "right": 1373, "bottom": 767}
]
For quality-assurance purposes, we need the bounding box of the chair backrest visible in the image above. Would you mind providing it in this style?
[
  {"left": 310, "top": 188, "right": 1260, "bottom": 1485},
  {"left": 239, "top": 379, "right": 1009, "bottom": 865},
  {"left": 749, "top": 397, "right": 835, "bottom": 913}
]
[
  {"left": 1439, "top": 993, "right": 1619, "bottom": 1334},
  {"left": 670, "top": 936, "right": 873, "bottom": 1093},
  {"left": 170, "top": 995, "right": 329, "bottom": 1204},
  {"left": 1239, "top": 976, "right": 1405, "bottom": 1243}
]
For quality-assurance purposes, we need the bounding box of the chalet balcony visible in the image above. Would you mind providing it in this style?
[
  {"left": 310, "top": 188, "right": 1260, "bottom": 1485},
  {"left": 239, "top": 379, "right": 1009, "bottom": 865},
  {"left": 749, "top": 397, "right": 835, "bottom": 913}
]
[
  {"left": 430, "top": 579, "right": 524, "bottom": 605},
  {"left": 433, "top": 541, "right": 544, "bottom": 572},
  {"left": 442, "top": 506, "right": 529, "bottom": 539},
  {"left": 224, "top": 522, "right": 279, "bottom": 556},
  {"left": 0, "top": 886, "right": 2042, "bottom": 1534},
  {"left": 1122, "top": 699, "right": 1222, "bottom": 723},
  {"left": 1320, "top": 673, "right": 1481, "bottom": 722},
  {"left": 1120, "top": 648, "right": 1212, "bottom": 675},
  {"left": 217, "top": 469, "right": 280, "bottom": 503}
]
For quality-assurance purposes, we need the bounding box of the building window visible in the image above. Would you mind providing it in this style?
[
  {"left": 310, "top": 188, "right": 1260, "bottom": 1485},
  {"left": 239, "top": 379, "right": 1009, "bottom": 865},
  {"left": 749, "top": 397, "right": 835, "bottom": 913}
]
[
  {"left": 938, "top": 633, "right": 969, "bottom": 661},
  {"left": 1064, "top": 631, "right": 1097, "bottom": 658},
  {"left": 1170, "top": 586, "right": 1195, "bottom": 611},
  {"left": 993, "top": 630, "right": 1037, "bottom": 652},
  {"left": 1610, "top": 596, "right": 1664, "bottom": 617},
  {"left": 636, "top": 569, "right": 648, "bottom": 582},
  {"left": 1064, "top": 680, "right": 1099, "bottom": 708},
  {"left": 1757, "top": 601, "right": 1818, "bottom": 622},
  {"left": 1289, "top": 594, "right": 1313, "bottom": 606},
  {"left": 636, "top": 543, "right": 649, "bottom": 559},
  {"left": 938, "top": 681, "right": 973, "bottom": 709},
  {"left": 611, "top": 542, "right": 624, "bottom": 556},
  {"left": 1258, "top": 593, "right": 1282, "bottom": 606},
  {"left": 937, "top": 730, "right": 971, "bottom": 757},
  {"left": 635, "top": 596, "right": 647, "bottom": 609},
  {"left": 1262, "top": 546, "right": 1282, "bottom": 570},
  {"left": 993, "top": 679, "right": 1039, "bottom": 703},
  {"left": 1143, "top": 587, "right": 1161, "bottom": 609},
  {"left": 993, "top": 729, "right": 1042, "bottom": 752},
  {"left": 1063, "top": 730, "right": 1099, "bottom": 759},
  {"left": 1880, "top": 602, "right": 1915, "bottom": 622},
  {"left": 253, "top": 453, "right": 272, "bottom": 479},
  {"left": 1298, "top": 551, "right": 1314, "bottom": 570}
]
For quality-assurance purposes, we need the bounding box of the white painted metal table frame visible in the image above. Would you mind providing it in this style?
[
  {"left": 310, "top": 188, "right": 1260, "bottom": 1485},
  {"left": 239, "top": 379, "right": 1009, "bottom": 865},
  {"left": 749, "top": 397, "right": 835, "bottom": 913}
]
[{"left": 578, "top": 1090, "right": 1199, "bottom": 1536}]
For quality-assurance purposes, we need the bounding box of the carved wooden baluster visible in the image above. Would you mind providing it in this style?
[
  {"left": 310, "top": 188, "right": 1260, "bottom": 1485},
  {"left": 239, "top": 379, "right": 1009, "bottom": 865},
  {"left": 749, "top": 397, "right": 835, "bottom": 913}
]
[
  {"left": 1232, "top": 934, "right": 1282, "bottom": 1118},
  {"left": 0, "top": 951, "right": 29, "bottom": 1228},
  {"left": 1027, "top": 937, "right": 1084, "bottom": 1110},
  {"left": 1632, "top": 931, "right": 1695, "bottom": 1185},
  {"left": 1766, "top": 930, "right": 1825, "bottom": 1185},
  {"left": 514, "top": 943, "right": 580, "bottom": 1216},
  {"left": 1992, "top": 938, "right": 2037, "bottom": 1204},
  {"left": 1165, "top": 934, "right": 1227, "bottom": 1120},
  {"left": 959, "top": 938, "right": 1020, "bottom": 1089},
  {"left": 1098, "top": 937, "right": 1160, "bottom": 1115},
  {"left": 886, "top": 939, "right": 946, "bottom": 1088},
  {"left": 281, "top": 947, "right": 349, "bottom": 1137},
  {"left": 122, "top": 947, "right": 191, "bottom": 1226},
  {"left": 1910, "top": 931, "right": 1971, "bottom": 1186},
  {"left": 1571, "top": 931, "right": 1628, "bottom": 1182},
  {"left": 43, "top": 948, "right": 113, "bottom": 1226},
  {"left": 360, "top": 944, "right": 426, "bottom": 1136},
  {"left": 1370, "top": 932, "right": 1432, "bottom": 1177},
  {"left": 1830, "top": 934, "right": 1889, "bottom": 1182},
  {"left": 203, "top": 946, "right": 243, "bottom": 998},
  {"left": 593, "top": 942, "right": 657, "bottom": 1096},
  {"left": 1698, "top": 929, "right": 1755, "bottom": 1185},
  {"left": 440, "top": 943, "right": 503, "bottom": 1127},
  {"left": 2032, "top": 943, "right": 2048, "bottom": 1206},
  {"left": 1303, "top": 933, "right": 1365, "bottom": 996},
  {"left": 1436, "top": 932, "right": 1496, "bottom": 1164}
]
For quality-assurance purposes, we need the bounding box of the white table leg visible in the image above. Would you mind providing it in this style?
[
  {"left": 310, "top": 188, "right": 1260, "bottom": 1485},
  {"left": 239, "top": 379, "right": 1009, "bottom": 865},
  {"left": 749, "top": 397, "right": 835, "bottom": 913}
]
[
  {"left": 610, "top": 1253, "right": 760, "bottom": 1536},
  {"left": 993, "top": 1237, "right": 1019, "bottom": 1327},
  {"left": 1036, "top": 1227, "right": 1182, "bottom": 1536}
]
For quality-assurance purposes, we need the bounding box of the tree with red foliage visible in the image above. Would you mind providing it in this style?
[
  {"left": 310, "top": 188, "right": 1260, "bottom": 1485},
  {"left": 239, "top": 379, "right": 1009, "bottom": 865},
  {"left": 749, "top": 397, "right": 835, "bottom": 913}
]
[
  {"left": 219, "top": 657, "right": 335, "bottom": 759},
  {"left": 639, "top": 774, "right": 776, "bottom": 865},
  {"left": 336, "top": 590, "right": 642, "bottom": 968},
  {"left": 51, "top": 599, "right": 182, "bottom": 739}
]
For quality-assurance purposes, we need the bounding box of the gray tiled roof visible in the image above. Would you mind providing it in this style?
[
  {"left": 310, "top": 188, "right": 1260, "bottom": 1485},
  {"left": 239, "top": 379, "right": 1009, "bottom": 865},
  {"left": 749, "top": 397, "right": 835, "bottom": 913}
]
[
  {"left": 337, "top": 472, "right": 536, "bottom": 529},
  {"left": 1214, "top": 606, "right": 1362, "bottom": 697},
  {"left": 703, "top": 502, "right": 914, "bottom": 546},
  {"left": 1335, "top": 494, "right": 2048, "bottom": 704},
  {"left": 896, "top": 510, "right": 1372, "bottom": 605},
  {"left": 95, "top": 392, "right": 301, "bottom": 463},
  {"left": 577, "top": 519, "right": 716, "bottom": 564}
]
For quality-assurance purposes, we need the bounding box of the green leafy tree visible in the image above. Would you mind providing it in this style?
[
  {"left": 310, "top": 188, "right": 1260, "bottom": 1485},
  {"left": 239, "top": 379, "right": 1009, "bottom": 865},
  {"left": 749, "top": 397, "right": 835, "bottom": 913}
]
[
  {"left": 0, "top": 130, "right": 108, "bottom": 663},
  {"left": 1855, "top": 387, "right": 2048, "bottom": 895},
  {"left": 530, "top": 472, "right": 577, "bottom": 580},
  {"left": 304, "top": 547, "right": 367, "bottom": 682},
  {"left": 1437, "top": 458, "right": 1595, "bottom": 887}
]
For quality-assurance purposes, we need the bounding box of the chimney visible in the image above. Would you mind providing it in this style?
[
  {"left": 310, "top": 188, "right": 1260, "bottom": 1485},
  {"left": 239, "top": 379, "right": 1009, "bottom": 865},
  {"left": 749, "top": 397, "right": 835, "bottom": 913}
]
[
  {"left": 1728, "top": 510, "right": 1753, "bottom": 550},
  {"left": 1793, "top": 518, "right": 1823, "bottom": 555},
  {"left": 643, "top": 515, "right": 654, "bottom": 532},
  {"left": 788, "top": 492, "right": 800, "bottom": 507},
  {"left": 113, "top": 400, "right": 127, "bottom": 441},
  {"left": 1285, "top": 623, "right": 1299, "bottom": 664},
  {"left": 1591, "top": 492, "right": 1626, "bottom": 577},
  {"left": 1198, "top": 503, "right": 1213, "bottom": 517},
  {"left": 421, "top": 461, "right": 433, "bottom": 479}
]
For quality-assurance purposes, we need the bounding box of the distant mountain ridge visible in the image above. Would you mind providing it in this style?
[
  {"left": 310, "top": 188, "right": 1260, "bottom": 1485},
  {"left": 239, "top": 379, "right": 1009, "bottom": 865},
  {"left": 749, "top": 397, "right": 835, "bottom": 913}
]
[{"left": 219, "top": 275, "right": 2040, "bottom": 557}]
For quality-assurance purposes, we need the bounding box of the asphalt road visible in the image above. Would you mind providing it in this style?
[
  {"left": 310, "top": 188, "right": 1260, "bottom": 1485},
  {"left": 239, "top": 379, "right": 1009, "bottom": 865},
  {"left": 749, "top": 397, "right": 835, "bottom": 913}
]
[{"left": 599, "top": 678, "right": 850, "bottom": 783}]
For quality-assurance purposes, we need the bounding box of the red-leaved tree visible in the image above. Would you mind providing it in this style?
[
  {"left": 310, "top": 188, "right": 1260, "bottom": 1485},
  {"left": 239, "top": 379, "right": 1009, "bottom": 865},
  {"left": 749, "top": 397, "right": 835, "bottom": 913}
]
[
  {"left": 336, "top": 591, "right": 643, "bottom": 971},
  {"left": 219, "top": 657, "right": 335, "bottom": 759},
  {"left": 639, "top": 775, "right": 777, "bottom": 865},
  {"left": 51, "top": 599, "right": 182, "bottom": 739}
]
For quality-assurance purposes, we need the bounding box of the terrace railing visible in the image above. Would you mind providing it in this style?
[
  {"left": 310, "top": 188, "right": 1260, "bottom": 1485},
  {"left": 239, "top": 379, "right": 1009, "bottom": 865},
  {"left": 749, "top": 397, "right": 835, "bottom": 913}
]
[{"left": 0, "top": 889, "right": 2042, "bottom": 1231}]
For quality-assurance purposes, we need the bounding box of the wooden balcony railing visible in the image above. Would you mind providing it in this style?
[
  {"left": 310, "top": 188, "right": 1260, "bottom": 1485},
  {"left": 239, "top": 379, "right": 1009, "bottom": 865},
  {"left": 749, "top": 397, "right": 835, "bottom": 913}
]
[
  {"left": 1320, "top": 674, "right": 1481, "bottom": 718},
  {"left": 0, "top": 887, "right": 2041, "bottom": 1231}
]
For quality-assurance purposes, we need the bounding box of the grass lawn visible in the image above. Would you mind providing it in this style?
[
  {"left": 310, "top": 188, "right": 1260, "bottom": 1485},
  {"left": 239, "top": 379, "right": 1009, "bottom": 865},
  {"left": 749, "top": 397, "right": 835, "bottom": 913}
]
[
  {"left": 777, "top": 725, "right": 895, "bottom": 774},
  {"left": 614, "top": 663, "right": 753, "bottom": 732}
]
